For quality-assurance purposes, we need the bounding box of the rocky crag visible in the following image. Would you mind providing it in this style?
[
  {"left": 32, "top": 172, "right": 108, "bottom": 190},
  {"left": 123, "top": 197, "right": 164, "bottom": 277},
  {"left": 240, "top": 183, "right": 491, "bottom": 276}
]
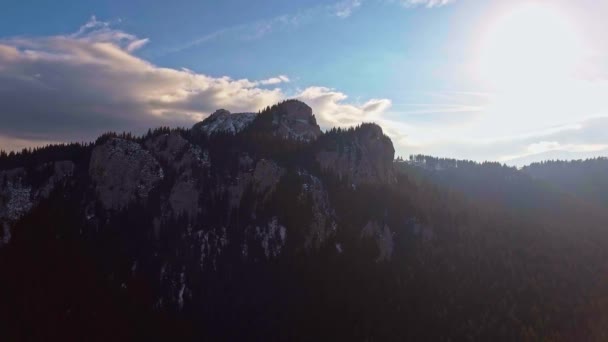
[{"left": 0, "top": 100, "right": 401, "bottom": 339}]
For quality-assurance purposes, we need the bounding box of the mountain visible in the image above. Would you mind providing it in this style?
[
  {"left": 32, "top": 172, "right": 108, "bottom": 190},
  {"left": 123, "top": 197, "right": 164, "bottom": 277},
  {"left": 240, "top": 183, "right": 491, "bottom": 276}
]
[
  {"left": 2, "top": 101, "right": 608, "bottom": 341},
  {"left": 522, "top": 158, "right": 608, "bottom": 207},
  {"left": 504, "top": 149, "right": 608, "bottom": 167}
]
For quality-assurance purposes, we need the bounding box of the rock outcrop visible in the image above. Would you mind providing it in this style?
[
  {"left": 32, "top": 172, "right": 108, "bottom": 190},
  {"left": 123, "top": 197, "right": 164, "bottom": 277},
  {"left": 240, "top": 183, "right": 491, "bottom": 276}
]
[
  {"left": 270, "top": 100, "right": 322, "bottom": 141},
  {"left": 316, "top": 123, "right": 396, "bottom": 185},
  {"left": 192, "top": 109, "right": 256, "bottom": 137},
  {"left": 361, "top": 220, "right": 394, "bottom": 262},
  {"left": 227, "top": 158, "right": 285, "bottom": 211},
  {"left": 89, "top": 138, "right": 164, "bottom": 210},
  {"left": 298, "top": 171, "right": 337, "bottom": 249},
  {"left": 191, "top": 100, "right": 322, "bottom": 142},
  {"left": 0, "top": 161, "right": 74, "bottom": 246},
  {"left": 0, "top": 168, "right": 32, "bottom": 223},
  {"left": 145, "top": 132, "right": 209, "bottom": 219}
]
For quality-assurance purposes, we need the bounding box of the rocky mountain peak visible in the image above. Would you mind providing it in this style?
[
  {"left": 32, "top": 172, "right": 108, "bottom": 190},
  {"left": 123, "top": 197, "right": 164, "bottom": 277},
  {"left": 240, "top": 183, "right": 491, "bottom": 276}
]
[
  {"left": 271, "top": 100, "right": 322, "bottom": 141},
  {"left": 191, "top": 100, "right": 323, "bottom": 142},
  {"left": 192, "top": 109, "right": 256, "bottom": 137},
  {"left": 209, "top": 108, "right": 231, "bottom": 118},
  {"left": 316, "top": 123, "right": 396, "bottom": 185}
]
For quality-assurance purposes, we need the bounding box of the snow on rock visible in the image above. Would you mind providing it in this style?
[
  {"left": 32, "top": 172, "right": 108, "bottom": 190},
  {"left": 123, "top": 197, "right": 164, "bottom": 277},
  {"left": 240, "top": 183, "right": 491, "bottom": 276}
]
[
  {"left": 336, "top": 243, "right": 343, "bottom": 253},
  {"left": 298, "top": 171, "right": 337, "bottom": 249},
  {"left": 254, "top": 217, "right": 287, "bottom": 259},
  {"left": 0, "top": 161, "right": 75, "bottom": 246},
  {"left": 1, "top": 172, "right": 32, "bottom": 221},
  {"left": 0, "top": 168, "right": 33, "bottom": 247},
  {"left": 196, "top": 227, "right": 229, "bottom": 271},
  {"left": 192, "top": 109, "right": 256, "bottom": 137},
  {"left": 89, "top": 138, "right": 164, "bottom": 210},
  {"left": 144, "top": 132, "right": 208, "bottom": 219},
  {"left": 177, "top": 272, "right": 189, "bottom": 311},
  {"left": 361, "top": 220, "right": 394, "bottom": 262}
]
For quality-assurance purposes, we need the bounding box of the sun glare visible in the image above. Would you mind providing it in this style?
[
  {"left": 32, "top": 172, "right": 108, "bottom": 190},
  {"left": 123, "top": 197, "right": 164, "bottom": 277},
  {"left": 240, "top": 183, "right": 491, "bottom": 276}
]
[{"left": 477, "top": 3, "right": 584, "bottom": 89}]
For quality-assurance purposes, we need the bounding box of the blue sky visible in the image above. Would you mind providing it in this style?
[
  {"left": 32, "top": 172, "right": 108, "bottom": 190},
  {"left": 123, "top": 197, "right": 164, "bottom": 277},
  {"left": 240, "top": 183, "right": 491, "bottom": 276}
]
[{"left": 1, "top": 0, "right": 608, "bottom": 164}]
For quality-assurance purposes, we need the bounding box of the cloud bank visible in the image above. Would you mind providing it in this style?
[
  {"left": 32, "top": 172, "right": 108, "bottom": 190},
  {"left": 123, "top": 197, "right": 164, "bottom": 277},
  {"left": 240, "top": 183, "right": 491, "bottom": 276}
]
[{"left": 0, "top": 17, "right": 392, "bottom": 149}]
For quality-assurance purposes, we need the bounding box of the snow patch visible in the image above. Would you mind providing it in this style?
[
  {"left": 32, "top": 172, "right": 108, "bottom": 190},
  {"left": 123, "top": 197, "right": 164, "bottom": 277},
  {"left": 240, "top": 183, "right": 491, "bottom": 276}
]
[
  {"left": 254, "top": 217, "right": 287, "bottom": 259},
  {"left": 198, "top": 110, "right": 256, "bottom": 136}
]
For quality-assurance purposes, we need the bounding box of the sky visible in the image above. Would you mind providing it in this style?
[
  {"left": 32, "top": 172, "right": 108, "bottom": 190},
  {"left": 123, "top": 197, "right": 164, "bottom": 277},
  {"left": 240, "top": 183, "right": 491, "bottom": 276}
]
[{"left": 1, "top": 0, "right": 608, "bottom": 165}]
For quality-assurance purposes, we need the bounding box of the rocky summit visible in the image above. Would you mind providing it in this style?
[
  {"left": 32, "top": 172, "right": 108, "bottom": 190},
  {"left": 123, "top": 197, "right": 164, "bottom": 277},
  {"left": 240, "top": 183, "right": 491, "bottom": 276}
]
[{"left": 0, "top": 100, "right": 402, "bottom": 340}]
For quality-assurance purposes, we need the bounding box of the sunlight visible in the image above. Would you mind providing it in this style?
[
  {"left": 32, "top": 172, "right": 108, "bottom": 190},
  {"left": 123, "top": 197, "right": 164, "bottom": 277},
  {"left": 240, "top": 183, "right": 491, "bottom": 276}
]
[{"left": 477, "top": 3, "right": 585, "bottom": 89}]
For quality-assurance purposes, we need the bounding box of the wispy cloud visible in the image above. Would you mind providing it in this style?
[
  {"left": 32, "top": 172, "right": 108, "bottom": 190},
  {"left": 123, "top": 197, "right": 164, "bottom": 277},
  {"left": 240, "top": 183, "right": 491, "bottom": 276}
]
[
  {"left": 160, "top": 1, "right": 368, "bottom": 55},
  {"left": 334, "top": 0, "right": 362, "bottom": 18},
  {"left": 399, "top": 0, "right": 456, "bottom": 8},
  {"left": 158, "top": 0, "right": 455, "bottom": 56},
  {"left": 71, "top": 16, "right": 149, "bottom": 51},
  {"left": 126, "top": 38, "right": 150, "bottom": 52},
  {"left": 159, "top": 5, "right": 326, "bottom": 56},
  {"left": 258, "top": 75, "right": 290, "bottom": 86}
]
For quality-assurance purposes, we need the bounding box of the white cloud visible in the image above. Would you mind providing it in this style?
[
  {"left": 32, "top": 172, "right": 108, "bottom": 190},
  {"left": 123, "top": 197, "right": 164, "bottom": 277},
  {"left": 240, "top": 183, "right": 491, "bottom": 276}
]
[
  {"left": 0, "top": 18, "right": 394, "bottom": 150},
  {"left": 126, "top": 38, "right": 150, "bottom": 52},
  {"left": 296, "top": 86, "right": 392, "bottom": 129},
  {"left": 0, "top": 18, "right": 285, "bottom": 144},
  {"left": 258, "top": 75, "right": 290, "bottom": 85},
  {"left": 335, "top": 0, "right": 362, "bottom": 18}
]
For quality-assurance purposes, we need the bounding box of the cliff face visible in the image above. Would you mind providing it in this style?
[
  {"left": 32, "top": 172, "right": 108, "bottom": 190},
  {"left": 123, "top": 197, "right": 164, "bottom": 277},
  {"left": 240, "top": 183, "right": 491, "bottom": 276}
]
[
  {"left": 192, "top": 100, "right": 322, "bottom": 142},
  {"left": 192, "top": 109, "right": 256, "bottom": 137},
  {"left": 316, "top": 123, "right": 396, "bottom": 185},
  {"left": 1, "top": 101, "right": 396, "bottom": 254},
  {"left": 0, "top": 161, "right": 74, "bottom": 246},
  {"left": 0, "top": 99, "right": 406, "bottom": 340},
  {"left": 89, "top": 138, "right": 164, "bottom": 210},
  {"left": 270, "top": 100, "right": 322, "bottom": 141}
]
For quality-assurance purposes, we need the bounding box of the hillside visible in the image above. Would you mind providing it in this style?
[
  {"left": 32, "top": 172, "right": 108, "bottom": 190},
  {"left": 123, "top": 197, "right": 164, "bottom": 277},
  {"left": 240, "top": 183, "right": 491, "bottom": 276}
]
[{"left": 2, "top": 101, "right": 608, "bottom": 341}]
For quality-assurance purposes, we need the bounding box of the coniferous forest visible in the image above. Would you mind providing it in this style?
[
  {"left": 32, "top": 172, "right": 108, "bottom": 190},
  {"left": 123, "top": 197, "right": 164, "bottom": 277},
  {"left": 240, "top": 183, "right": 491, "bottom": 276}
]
[{"left": 1, "top": 108, "right": 608, "bottom": 341}]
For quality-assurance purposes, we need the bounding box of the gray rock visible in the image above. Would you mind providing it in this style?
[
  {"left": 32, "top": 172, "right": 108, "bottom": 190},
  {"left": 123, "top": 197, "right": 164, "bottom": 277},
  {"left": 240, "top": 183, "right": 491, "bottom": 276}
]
[
  {"left": 169, "top": 176, "right": 199, "bottom": 218},
  {"left": 144, "top": 132, "right": 207, "bottom": 172},
  {"left": 272, "top": 100, "right": 322, "bottom": 142},
  {"left": 89, "top": 138, "right": 164, "bottom": 210},
  {"left": 252, "top": 159, "right": 285, "bottom": 200},
  {"left": 316, "top": 123, "right": 396, "bottom": 185},
  {"left": 252, "top": 217, "right": 287, "bottom": 259},
  {"left": 192, "top": 109, "right": 256, "bottom": 137},
  {"left": 0, "top": 161, "right": 75, "bottom": 246},
  {"left": 361, "top": 220, "right": 394, "bottom": 262},
  {"left": 36, "top": 160, "right": 75, "bottom": 198},
  {"left": 228, "top": 159, "right": 284, "bottom": 211},
  {"left": 298, "top": 171, "right": 337, "bottom": 249},
  {"left": 0, "top": 168, "right": 32, "bottom": 221},
  {"left": 145, "top": 132, "right": 208, "bottom": 219}
]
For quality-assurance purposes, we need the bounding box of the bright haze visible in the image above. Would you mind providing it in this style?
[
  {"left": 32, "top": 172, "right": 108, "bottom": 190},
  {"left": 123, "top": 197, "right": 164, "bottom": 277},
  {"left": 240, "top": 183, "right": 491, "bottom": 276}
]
[{"left": 1, "top": 0, "right": 607, "bottom": 165}]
